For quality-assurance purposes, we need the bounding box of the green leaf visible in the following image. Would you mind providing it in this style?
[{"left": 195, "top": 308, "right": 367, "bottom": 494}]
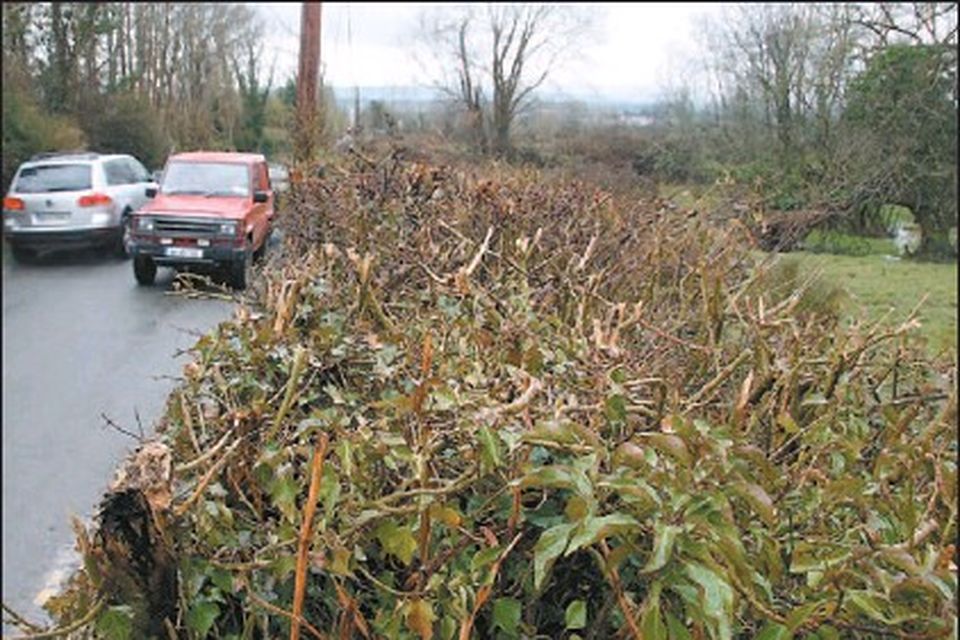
[
  {"left": 566, "top": 513, "right": 639, "bottom": 556},
  {"left": 785, "top": 601, "right": 823, "bottom": 632},
  {"left": 565, "top": 599, "right": 587, "bottom": 630},
  {"left": 640, "top": 586, "right": 667, "bottom": 640},
  {"left": 186, "top": 600, "right": 221, "bottom": 638},
  {"left": 405, "top": 598, "right": 436, "bottom": 640},
  {"left": 641, "top": 524, "right": 681, "bottom": 573},
  {"left": 732, "top": 481, "right": 776, "bottom": 527},
  {"left": 478, "top": 426, "right": 502, "bottom": 469},
  {"left": 95, "top": 606, "right": 134, "bottom": 640},
  {"left": 376, "top": 520, "right": 418, "bottom": 566},
  {"left": 471, "top": 545, "right": 502, "bottom": 573},
  {"left": 756, "top": 622, "right": 791, "bottom": 640},
  {"left": 533, "top": 522, "right": 575, "bottom": 590},
  {"left": 492, "top": 598, "right": 522, "bottom": 636},
  {"left": 521, "top": 465, "right": 592, "bottom": 497},
  {"left": 683, "top": 563, "right": 733, "bottom": 640},
  {"left": 605, "top": 394, "right": 627, "bottom": 424},
  {"left": 640, "top": 433, "right": 692, "bottom": 467},
  {"left": 845, "top": 590, "right": 892, "bottom": 624},
  {"left": 665, "top": 611, "right": 692, "bottom": 640},
  {"left": 268, "top": 475, "right": 299, "bottom": 523}
]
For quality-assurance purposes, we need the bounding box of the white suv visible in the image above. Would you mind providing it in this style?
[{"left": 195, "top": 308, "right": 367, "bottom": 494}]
[{"left": 2, "top": 152, "right": 157, "bottom": 261}]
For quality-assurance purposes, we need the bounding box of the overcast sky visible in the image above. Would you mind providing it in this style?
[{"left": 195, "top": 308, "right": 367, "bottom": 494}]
[{"left": 251, "top": 2, "right": 723, "bottom": 101}]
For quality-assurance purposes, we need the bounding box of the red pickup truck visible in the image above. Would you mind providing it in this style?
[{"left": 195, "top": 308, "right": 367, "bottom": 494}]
[{"left": 128, "top": 151, "right": 275, "bottom": 289}]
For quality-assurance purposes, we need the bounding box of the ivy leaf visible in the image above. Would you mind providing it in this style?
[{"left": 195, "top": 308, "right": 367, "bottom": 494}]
[
  {"left": 186, "top": 600, "right": 221, "bottom": 638},
  {"left": 268, "top": 475, "right": 299, "bottom": 523},
  {"left": 405, "top": 598, "right": 435, "bottom": 640},
  {"left": 376, "top": 520, "right": 418, "bottom": 566},
  {"left": 641, "top": 523, "right": 681, "bottom": 574},
  {"left": 565, "top": 599, "right": 587, "bottom": 630},
  {"left": 492, "top": 597, "right": 522, "bottom": 636},
  {"left": 534, "top": 522, "right": 575, "bottom": 590},
  {"left": 95, "top": 606, "right": 133, "bottom": 640},
  {"left": 428, "top": 503, "right": 463, "bottom": 528}
]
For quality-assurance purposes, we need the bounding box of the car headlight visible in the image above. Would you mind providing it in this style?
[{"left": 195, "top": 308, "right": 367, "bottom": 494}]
[
  {"left": 136, "top": 217, "right": 155, "bottom": 231},
  {"left": 219, "top": 221, "right": 238, "bottom": 236}
]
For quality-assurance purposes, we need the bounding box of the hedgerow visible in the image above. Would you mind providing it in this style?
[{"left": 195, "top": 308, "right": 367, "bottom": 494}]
[{"left": 30, "top": 150, "right": 957, "bottom": 640}]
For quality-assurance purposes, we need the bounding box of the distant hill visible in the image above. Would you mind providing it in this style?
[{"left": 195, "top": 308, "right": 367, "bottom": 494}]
[{"left": 329, "top": 85, "right": 661, "bottom": 112}]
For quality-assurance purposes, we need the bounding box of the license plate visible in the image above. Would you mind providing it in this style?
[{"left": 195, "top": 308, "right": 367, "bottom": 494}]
[
  {"left": 34, "top": 212, "right": 70, "bottom": 224},
  {"left": 165, "top": 247, "right": 204, "bottom": 259}
]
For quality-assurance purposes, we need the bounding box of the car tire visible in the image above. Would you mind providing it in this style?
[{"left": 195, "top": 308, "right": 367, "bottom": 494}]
[
  {"left": 133, "top": 255, "right": 157, "bottom": 285},
  {"left": 114, "top": 210, "right": 132, "bottom": 259},
  {"left": 10, "top": 245, "right": 35, "bottom": 263},
  {"left": 253, "top": 228, "right": 270, "bottom": 263},
  {"left": 229, "top": 246, "right": 253, "bottom": 290}
]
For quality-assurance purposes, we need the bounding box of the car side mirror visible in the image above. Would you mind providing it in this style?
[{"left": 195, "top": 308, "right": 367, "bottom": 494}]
[
  {"left": 145, "top": 186, "right": 158, "bottom": 198},
  {"left": 253, "top": 190, "right": 268, "bottom": 203}
]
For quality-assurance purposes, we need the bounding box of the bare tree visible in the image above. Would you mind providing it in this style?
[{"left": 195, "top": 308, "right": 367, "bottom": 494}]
[{"left": 417, "top": 3, "right": 591, "bottom": 155}]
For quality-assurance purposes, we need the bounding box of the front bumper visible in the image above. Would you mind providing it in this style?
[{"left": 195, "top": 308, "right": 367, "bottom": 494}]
[
  {"left": 3, "top": 225, "right": 121, "bottom": 250},
  {"left": 130, "top": 239, "right": 245, "bottom": 268}
]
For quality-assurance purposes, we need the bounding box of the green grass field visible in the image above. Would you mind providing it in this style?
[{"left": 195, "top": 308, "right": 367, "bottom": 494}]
[
  {"left": 775, "top": 251, "right": 957, "bottom": 358},
  {"left": 658, "top": 184, "right": 956, "bottom": 359}
]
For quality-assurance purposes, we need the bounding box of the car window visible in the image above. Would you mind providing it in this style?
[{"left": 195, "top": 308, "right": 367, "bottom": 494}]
[
  {"left": 14, "top": 164, "right": 92, "bottom": 193},
  {"left": 104, "top": 159, "right": 135, "bottom": 186},
  {"left": 127, "top": 158, "right": 150, "bottom": 183},
  {"left": 163, "top": 162, "right": 250, "bottom": 196}
]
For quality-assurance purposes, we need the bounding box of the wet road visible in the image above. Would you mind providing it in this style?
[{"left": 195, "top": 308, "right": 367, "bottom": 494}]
[{"left": 1, "top": 246, "right": 234, "bottom": 629}]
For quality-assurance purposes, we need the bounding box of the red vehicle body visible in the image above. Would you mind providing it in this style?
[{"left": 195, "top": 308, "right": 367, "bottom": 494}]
[{"left": 128, "top": 151, "right": 275, "bottom": 289}]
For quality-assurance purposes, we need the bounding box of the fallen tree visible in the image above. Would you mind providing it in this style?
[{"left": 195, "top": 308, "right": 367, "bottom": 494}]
[{"left": 17, "top": 150, "right": 957, "bottom": 639}]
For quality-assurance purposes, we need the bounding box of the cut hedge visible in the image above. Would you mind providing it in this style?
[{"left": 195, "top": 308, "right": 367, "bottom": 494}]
[{"left": 27, "top": 150, "right": 957, "bottom": 639}]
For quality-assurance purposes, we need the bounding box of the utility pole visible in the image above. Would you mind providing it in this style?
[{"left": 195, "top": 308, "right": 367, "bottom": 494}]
[{"left": 295, "top": 2, "right": 322, "bottom": 165}]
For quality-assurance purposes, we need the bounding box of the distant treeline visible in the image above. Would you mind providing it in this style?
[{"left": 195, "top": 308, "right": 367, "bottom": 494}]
[
  {"left": 0, "top": 3, "right": 348, "bottom": 190},
  {"left": 622, "top": 3, "right": 957, "bottom": 253}
]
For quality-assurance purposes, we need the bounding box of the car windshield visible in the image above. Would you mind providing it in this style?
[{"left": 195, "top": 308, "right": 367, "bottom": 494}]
[
  {"left": 14, "top": 164, "right": 92, "bottom": 193},
  {"left": 162, "top": 162, "right": 250, "bottom": 197}
]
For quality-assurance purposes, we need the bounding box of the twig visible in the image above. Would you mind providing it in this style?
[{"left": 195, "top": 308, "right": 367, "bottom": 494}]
[
  {"left": 175, "top": 430, "right": 233, "bottom": 474},
  {"left": 245, "top": 586, "right": 328, "bottom": 640},
  {"left": 459, "top": 532, "right": 524, "bottom": 640},
  {"left": 7, "top": 598, "right": 104, "bottom": 639},
  {"left": 355, "top": 564, "right": 427, "bottom": 597},
  {"left": 462, "top": 225, "right": 495, "bottom": 277},
  {"left": 685, "top": 350, "right": 752, "bottom": 409},
  {"left": 100, "top": 412, "right": 144, "bottom": 443},
  {"left": 173, "top": 438, "right": 242, "bottom": 516},
  {"left": 266, "top": 346, "right": 307, "bottom": 442},
  {"left": 2, "top": 602, "right": 44, "bottom": 633},
  {"left": 291, "top": 434, "right": 330, "bottom": 640},
  {"left": 598, "top": 541, "right": 642, "bottom": 640}
]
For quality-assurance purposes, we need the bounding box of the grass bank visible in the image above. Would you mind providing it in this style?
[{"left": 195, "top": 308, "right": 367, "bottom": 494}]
[{"left": 777, "top": 251, "right": 957, "bottom": 358}]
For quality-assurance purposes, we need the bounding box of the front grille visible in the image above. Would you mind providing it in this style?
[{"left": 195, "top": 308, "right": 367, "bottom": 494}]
[{"left": 153, "top": 216, "right": 220, "bottom": 236}]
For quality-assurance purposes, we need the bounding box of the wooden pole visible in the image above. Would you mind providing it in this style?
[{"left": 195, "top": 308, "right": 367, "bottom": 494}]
[{"left": 295, "top": 2, "right": 322, "bottom": 165}]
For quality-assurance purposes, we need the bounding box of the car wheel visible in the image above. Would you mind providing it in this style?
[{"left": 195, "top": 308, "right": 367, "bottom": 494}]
[
  {"left": 133, "top": 255, "right": 157, "bottom": 285},
  {"left": 114, "top": 211, "right": 132, "bottom": 259},
  {"left": 229, "top": 246, "right": 253, "bottom": 290},
  {"left": 10, "top": 245, "right": 35, "bottom": 263},
  {"left": 253, "top": 228, "right": 270, "bottom": 263}
]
